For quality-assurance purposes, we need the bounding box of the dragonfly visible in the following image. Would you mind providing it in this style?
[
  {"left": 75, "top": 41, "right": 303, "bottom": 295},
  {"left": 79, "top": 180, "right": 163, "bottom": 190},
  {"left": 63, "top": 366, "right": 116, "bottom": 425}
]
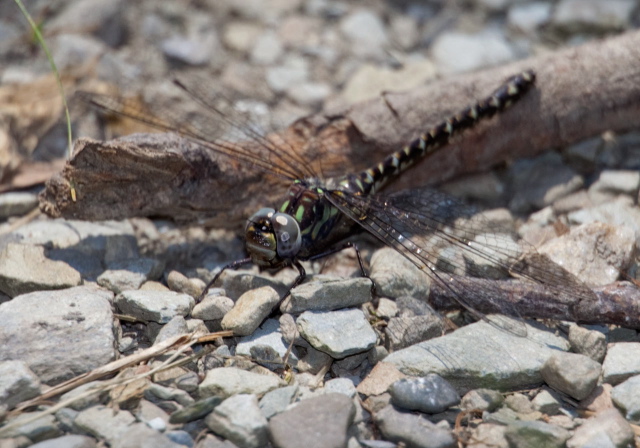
[{"left": 81, "top": 70, "right": 596, "bottom": 335}]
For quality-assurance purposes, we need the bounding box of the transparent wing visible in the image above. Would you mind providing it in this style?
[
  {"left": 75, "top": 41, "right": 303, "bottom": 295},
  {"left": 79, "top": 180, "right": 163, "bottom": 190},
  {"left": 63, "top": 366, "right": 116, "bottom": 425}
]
[{"left": 327, "top": 186, "right": 597, "bottom": 336}]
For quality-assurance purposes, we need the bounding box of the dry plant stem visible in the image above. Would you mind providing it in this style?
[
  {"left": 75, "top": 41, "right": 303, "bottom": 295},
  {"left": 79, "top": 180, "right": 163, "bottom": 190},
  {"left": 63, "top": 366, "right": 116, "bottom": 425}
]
[
  {"left": 40, "top": 30, "right": 640, "bottom": 224},
  {"left": 0, "top": 331, "right": 232, "bottom": 436}
]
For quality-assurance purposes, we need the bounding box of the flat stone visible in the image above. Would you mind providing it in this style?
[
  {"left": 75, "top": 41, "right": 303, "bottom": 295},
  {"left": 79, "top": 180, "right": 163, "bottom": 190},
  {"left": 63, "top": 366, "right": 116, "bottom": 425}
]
[
  {"left": 98, "top": 257, "right": 164, "bottom": 294},
  {"left": 384, "top": 318, "right": 570, "bottom": 392},
  {"left": 504, "top": 420, "right": 570, "bottom": 448},
  {"left": 199, "top": 367, "right": 285, "bottom": 399},
  {"left": 74, "top": 405, "right": 136, "bottom": 446},
  {"left": 602, "top": 342, "right": 640, "bottom": 385},
  {"left": 373, "top": 405, "right": 456, "bottom": 448},
  {"left": 166, "top": 271, "right": 204, "bottom": 298},
  {"left": 297, "top": 309, "right": 377, "bottom": 359},
  {"left": 0, "top": 243, "right": 82, "bottom": 297},
  {"left": 531, "top": 389, "right": 562, "bottom": 415},
  {"left": 541, "top": 352, "right": 601, "bottom": 400},
  {"left": 611, "top": 375, "right": 640, "bottom": 423},
  {"left": 59, "top": 381, "right": 106, "bottom": 411},
  {"left": 269, "top": 393, "right": 355, "bottom": 448},
  {"left": 324, "top": 378, "right": 357, "bottom": 398},
  {"left": 236, "top": 318, "right": 299, "bottom": 367},
  {"left": 205, "top": 394, "right": 268, "bottom": 448},
  {"left": 507, "top": 2, "right": 553, "bottom": 33},
  {"left": 192, "top": 294, "right": 234, "bottom": 320},
  {"left": 568, "top": 325, "right": 607, "bottom": 362},
  {"left": 258, "top": 385, "right": 298, "bottom": 419},
  {"left": 385, "top": 314, "right": 444, "bottom": 351},
  {"left": 0, "top": 192, "right": 38, "bottom": 218},
  {"left": 369, "top": 247, "right": 431, "bottom": 299},
  {"left": 112, "top": 422, "right": 183, "bottom": 448},
  {"left": 0, "top": 286, "right": 115, "bottom": 384},
  {"left": 144, "top": 383, "right": 194, "bottom": 407},
  {"left": 281, "top": 277, "right": 372, "bottom": 313},
  {"left": 389, "top": 374, "right": 460, "bottom": 414},
  {"left": 169, "top": 396, "right": 223, "bottom": 424},
  {"left": 1, "top": 412, "right": 61, "bottom": 442},
  {"left": 30, "top": 435, "right": 97, "bottom": 448},
  {"left": 154, "top": 316, "right": 189, "bottom": 344},
  {"left": 221, "top": 286, "right": 281, "bottom": 336},
  {"left": 115, "top": 290, "right": 194, "bottom": 324},
  {"left": 357, "top": 362, "right": 406, "bottom": 397},
  {"left": 431, "top": 30, "right": 515, "bottom": 75},
  {"left": 0, "top": 360, "right": 41, "bottom": 409},
  {"left": 538, "top": 222, "right": 636, "bottom": 287},
  {"left": 568, "top": 199, "right": 640, "bottom": 245},
  {"left": 460, "top": 389, "right": 504, "bottom": 412},
  {"left": 566, "top": 408, "right": 633, "bottom": 448}
]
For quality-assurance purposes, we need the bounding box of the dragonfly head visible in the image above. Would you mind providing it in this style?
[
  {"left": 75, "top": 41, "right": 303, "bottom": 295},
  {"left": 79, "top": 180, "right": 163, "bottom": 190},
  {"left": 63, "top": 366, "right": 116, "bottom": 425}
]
[{"left": 245, "top": 208, "right": 301, "bottom": 267}]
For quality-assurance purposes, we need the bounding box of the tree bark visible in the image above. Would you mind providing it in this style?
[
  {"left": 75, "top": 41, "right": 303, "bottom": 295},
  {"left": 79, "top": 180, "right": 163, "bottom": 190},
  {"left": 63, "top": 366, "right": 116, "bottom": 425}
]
[{"left": 40, "top": 30, "right": 640, "bottom": 226}]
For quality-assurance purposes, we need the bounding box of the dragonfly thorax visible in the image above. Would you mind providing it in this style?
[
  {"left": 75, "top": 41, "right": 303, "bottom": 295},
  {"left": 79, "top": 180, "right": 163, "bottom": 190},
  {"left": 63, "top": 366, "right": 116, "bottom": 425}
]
[{"left": 245, "top": 208, "right": 301, "bottom": 268}]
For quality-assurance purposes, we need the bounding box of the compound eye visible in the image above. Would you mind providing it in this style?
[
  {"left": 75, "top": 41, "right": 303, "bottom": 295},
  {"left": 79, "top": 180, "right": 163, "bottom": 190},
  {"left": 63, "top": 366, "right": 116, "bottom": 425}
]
[
  {"left": 247, "top": 208, "right": 276, "bottom": 233},
  {"left": 271, "top": 213, "right": 301, "bottom": 259}
]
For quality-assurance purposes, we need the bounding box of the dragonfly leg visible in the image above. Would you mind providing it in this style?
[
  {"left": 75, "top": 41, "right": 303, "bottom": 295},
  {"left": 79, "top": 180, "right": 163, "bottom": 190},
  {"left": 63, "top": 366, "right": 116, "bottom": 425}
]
[{"left": 197, "top": 257, "right": 253, "bottom": 303}]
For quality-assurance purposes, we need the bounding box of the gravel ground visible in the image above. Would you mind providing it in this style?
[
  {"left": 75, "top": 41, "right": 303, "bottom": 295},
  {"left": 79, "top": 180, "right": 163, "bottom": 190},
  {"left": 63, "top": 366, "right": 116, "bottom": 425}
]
[{"left": 1, "top": 0, "right": 640, "bottom": 447}]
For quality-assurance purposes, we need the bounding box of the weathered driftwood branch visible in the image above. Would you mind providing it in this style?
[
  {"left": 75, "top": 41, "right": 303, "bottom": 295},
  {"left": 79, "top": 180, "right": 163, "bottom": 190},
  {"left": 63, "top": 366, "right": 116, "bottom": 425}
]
[{"left": 40, "top": 30, "right": 640, "bottom": 225}]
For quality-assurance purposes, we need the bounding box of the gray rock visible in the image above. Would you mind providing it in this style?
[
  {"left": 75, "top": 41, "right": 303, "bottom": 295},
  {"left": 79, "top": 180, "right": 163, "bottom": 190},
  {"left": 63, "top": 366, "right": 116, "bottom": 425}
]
[
  {"left": 166, "top": 271, "right": 204, "bottom": 298},
  {"left": 115, "top": 290, "right": 194, "bottom": 324},
  {"left": 221, "top": 286, "right": 280, "bottom": 336},
  {"left": 221, "top": 22, "right": 261, "bottom": 53},
  {"left": 568, "top": 325, "right": 607, "bottom": 362},
  {"left": 297, "top": 309, "right": 377, "bottom": 359},
  {"left": 0, "top": 192, "right": 38, "bottom": 218},
  {"left": 0, "top": 360, "right": 41, "bottom": 409},
  {"left": 508, "top": 153, "right": 583, "bottom": 213},
  {"left": 384, "top": 318, "right": 570, "bottom": 391},
  {"left": 30, "top": 435, "right": 97, "bottom": 448},
  {"left": 552, "top": 0, "right": 636, "bottom": 32},
  {"left": 175, "top": 371, "right": 199, "bottom": 393},
  {"left": 507, "top": 2, "right": 553, "bottom": 33},
  {"left": 47, "top": 0, "right": 124, "bottom": 46},
  {"left": 375, "top": 298, "right": 398, "bottom": 319},
  {"left": 162, "top": 30, "right": 219, "bottom": 66},
  {"left": 504, "top": 420, "right": 570, "bottom": 448},
  {"left": 296, "top": 346, "right": 332, "bottom": 374},
  {"left": 199, "top": 367, "right": 285, "bottom": 398},
  {"left": 169, "top": 396, "right": 223, "bottom": 424},
  {"left": 192, "top": 294, "right": 234, "bottom": 321},
  {"left": 236, "top": 318, "right": 299, "bottom": 367},
  {"left": 204, "top": 394, "right": 268, "bottom": 448},
  {"left": 59, "top": 381, "right": 106, "bottom": 411},
  {"left": 269, "top": 393, "right": 356, "bottom": 448},
  {"left": 611, "top": 374, "right": 640, "bottom": 423},
  {"left": 373, "top": 405, "right": 456, "bottom": 448},
  {"left": 538, "top": 222, "right": 635, "bottom": 287},
  {"left": 165, "top": 430, "right": 194, "bottom": 447},
  {"left": 531, "top": 389, "right": 562, "bottom": 415},
  {"left": 588, "top": 170, "right": 640, "bottom": 204},
  {"left": 540, "top": 352, "right": 601, "bottom": 400},
  {"left": 504, "top": 393, "right": 535, "bottom": 414},
  {"left": 145, "top": 383, "right": 195, "bottom": 407},
  {"left": 258, "top": 385, "right": 298, "bottom": 419},
  {"left": 281, "top": 277, "right": 372, "bottom": 313},
  {"left": 194, "top": 434, "right": 240, "bottom": 448},
  {"left": 386, "top": 314, "right": 445, "bottom": 351},
  {"left": 568, "top": 199, "right": 640, "bottom": 245},
  {"left": 0, "top": 286, "right": 115, "bottom": 384},
  {"left": 566, "top": 408, "right": 633, "bottom": 448},
  {"left": 339, "top": 9, "right": 388, "bottom": 58},
  {"left": 464, "top": 233, "right": 521, "bottom": 279},
  {"left": 250, "top": 30, "right": 283, "bottom": 65},
  {"left": 287, "top": 82, "right": 331, "bottom": 107},
  {"left": 389, "top": 374, "right": 460, "bottom": 414},
  {"left": 98, "top": 257, "right": 164, "bottom": 294},
  {"left": 602, "top": 342, "right": 640, "bottom": 385},
  {"left": 74, "top": 405, "right": 136, "bottom": 446},
  {"left": 135, "top": 400, "right": 171, "bottom": 432},
  {"left": 431, "top": 30, "right": 515, "bottom": 75},
  {"left": 467, "top": 424, "right": 508, "bottom": 448},
  {"left": 265, "top": 57, "right": 308, "bottom": 93},
  {"left": 155, "top": 316, "right": 189, "bottom": 344},
  {"left": 369, "top": 247, "right": 431, "bottom": 299},
  {"left": 0, "top": 412, "right": 61, "bottom": 442},
  {"left": 111, "top": 422, "right": 183, "bottom": 448},
  {"left": 11, "top": 219, "right": 138, "bottom": 263},
  {"left": 0, "top": 243, "right": 82, "bottom": 297},
  {"left": 50, "top": 34, "right": 105, "bottom": 72},
  {"left": 483, "top": 406, "right": 520, "bottom": 426},
  {"left": 460, "top": 389, "right": 504, "bottom": 412},
  {"left": 47, "top": 249, "right": 104, "bottom": 281},
  {"left": 324, "top": 378, "right": 357, "bottom": 398}
]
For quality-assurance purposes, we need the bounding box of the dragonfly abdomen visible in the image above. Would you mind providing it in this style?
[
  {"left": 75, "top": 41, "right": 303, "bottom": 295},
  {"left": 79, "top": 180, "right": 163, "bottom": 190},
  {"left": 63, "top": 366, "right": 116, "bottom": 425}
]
[{"left": 349, "top": 70, "right": 536, "bottom": 195}]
